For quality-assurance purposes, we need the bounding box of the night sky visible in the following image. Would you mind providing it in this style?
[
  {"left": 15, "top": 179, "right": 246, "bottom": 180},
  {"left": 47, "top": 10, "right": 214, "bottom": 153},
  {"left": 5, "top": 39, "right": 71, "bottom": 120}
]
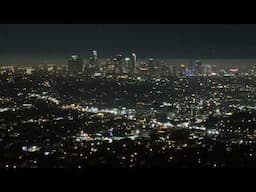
[{"left": 1, "top": 24, "right": 256, "bottom": 65}]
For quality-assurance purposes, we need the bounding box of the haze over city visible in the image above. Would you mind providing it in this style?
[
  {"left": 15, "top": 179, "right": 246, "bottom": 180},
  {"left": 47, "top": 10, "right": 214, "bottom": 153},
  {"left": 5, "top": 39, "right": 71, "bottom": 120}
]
[{"left": 1, "top": 24, "right": 256, "bottom": 168}]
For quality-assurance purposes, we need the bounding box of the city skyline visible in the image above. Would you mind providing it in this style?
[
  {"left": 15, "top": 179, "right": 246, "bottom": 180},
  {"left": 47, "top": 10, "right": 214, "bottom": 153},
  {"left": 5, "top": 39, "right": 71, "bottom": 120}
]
[
  {"left": 1, "top": 24, "right": 256, "bottom": 65},
  {"left": 2, "top": 24, "right": 256, "bottom": 168},
  {"left": 1, "top": 56, "right": 256, "bottom": 70}
]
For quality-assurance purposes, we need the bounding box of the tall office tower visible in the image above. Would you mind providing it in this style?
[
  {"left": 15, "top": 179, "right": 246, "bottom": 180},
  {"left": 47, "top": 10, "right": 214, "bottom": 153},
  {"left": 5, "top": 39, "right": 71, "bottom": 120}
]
[
  {"left": 179, "top": 64, "right": 187, "bottom": 75},
  {"left": 138, "top": 61, "right": 149, "bottom": 77},
  {"left": 89, "top": 56, "right": 94, "bottom": 68},
  {"left": 93, "top": 50, "right": 101, "bottom": 70},
  {"left": 188, "top": 59, "right": 202, "bottom": 76},
  {"left": 114, "top": 54, "right": 123, "bottom": 74},
  {"left": 87, "top": 50, "right": 100, "bottom": 74},
  {"left": 131, "top": 52, "right": 137, "bottom": 74},
  {"left": 104, "top": 58, "right": 113, "bottom": 74},
  {"left": 93, "top": 50, "right": 97, "bottom": 60},
  {"left": 188, "top": 59, "right": 195, "bottom": 75},
  {"left": 112, "top": 57, "right": 118, "bottom": 74},
  {"left": 200, "top": 64, "right": 213, "bottom": 75},
  {"left": 148, "top": 58, "right": 155, "bottom": 75},
  {"left": 67, "top": 55, "right": 83, "bottom": 74},
  {"left": 124, "top": 57, "right": 131, "bottom": 74},
  {"left": 195, "top": 59, "right": 202, "bottom": 75}
]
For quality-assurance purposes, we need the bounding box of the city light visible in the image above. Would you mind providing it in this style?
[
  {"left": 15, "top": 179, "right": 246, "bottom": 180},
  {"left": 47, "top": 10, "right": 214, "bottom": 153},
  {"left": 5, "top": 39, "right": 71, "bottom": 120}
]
[{"left": 1, "top": 25, "right": 256, "bottom": 168}]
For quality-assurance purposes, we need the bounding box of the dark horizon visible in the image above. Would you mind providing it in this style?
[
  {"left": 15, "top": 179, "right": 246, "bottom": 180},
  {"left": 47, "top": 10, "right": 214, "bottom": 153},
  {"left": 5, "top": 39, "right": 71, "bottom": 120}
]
[{"left": 1, "top": 24, "right": 256, "bottom": 65}]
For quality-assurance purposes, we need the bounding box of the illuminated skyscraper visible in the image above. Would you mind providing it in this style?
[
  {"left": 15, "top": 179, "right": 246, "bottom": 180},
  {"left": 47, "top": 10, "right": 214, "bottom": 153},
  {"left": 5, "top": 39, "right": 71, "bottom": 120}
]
[
  {"left": 104, "top": 58, "right": 113, "bottom": 74},
  {"left": 93, "top": 50, "right": 97, "bottom": 60},
  {"left": 124, "top": 57, "right": 131, "bottom": 74},
  {"left": 88, "top": 56, "right": 94, "bottom": 68},
  {"left": 131, "top": 52, "right": 137, "bottom": 74},
  {"left": 187, "top": 59, "right": 202, "bottom": 76},
  {"left": 67, "top": 55, "right": 83, "bottom": 74},
  {"left": 113, "top": 54, "right": 123, "bottom": 73},
  {"left": 88, "top": 50, "right": 100, "bottom": 73},
  {"left": 148, "top": 58, "right": 154, "bottom": 66},
  {"left": 148, "top": 58, "right": 155, "bottom": 74},
  {"left": 201, "top": 64, "right": 213, "bottom": 75}
]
